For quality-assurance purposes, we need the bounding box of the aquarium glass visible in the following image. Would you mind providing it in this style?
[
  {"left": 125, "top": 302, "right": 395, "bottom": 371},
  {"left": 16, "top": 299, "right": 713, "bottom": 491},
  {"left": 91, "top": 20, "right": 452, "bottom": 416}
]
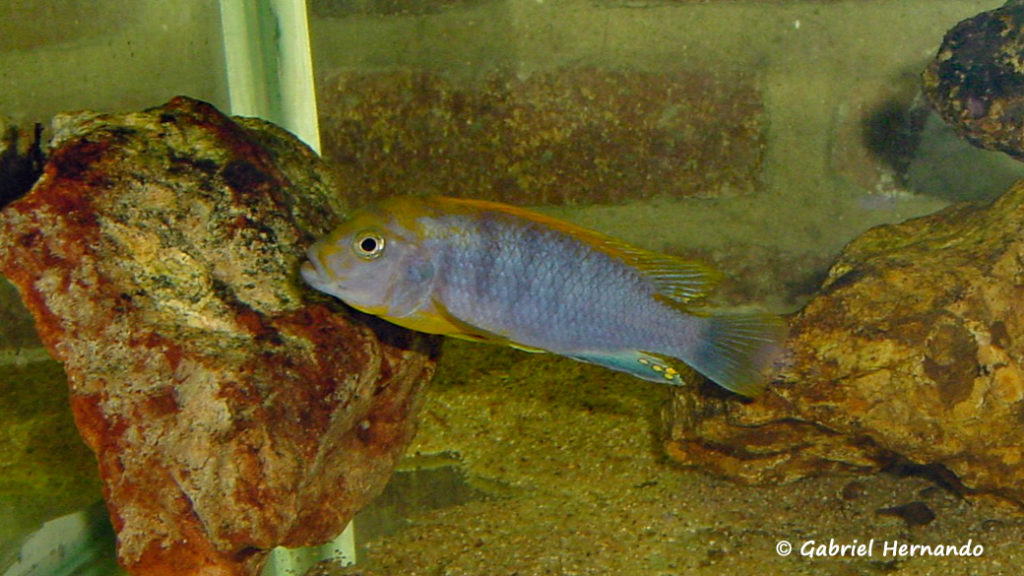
[
  {"left": 1, "top": 1, "right": 225, "bottom": 575},
  {"left": 5, "top": 1, "right": 1024, "bottom": 576},
  {"left": 306, "top": 1, "right": 1024, "bottom": 575},
  {"left": 0, "top": 1, "right": 229, "bottom": 125}
]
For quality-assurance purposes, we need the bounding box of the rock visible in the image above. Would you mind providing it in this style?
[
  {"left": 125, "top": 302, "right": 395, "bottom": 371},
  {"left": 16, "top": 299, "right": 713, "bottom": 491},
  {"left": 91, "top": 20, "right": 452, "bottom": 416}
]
[
  {"left": 922, "top": 0, "right": 1024, "bottom": 159},
  {"left": 318, "top": 68, "right": 764, "bottom": 206},
  {"left": 876, "top": 501, "right": 937, "bottom": 528},
  {"left": 0, "top": 97, "right": 437, "bottom": 575},
  {"left": 665, "top": 179, "right": 1024, "bottom": 506}
]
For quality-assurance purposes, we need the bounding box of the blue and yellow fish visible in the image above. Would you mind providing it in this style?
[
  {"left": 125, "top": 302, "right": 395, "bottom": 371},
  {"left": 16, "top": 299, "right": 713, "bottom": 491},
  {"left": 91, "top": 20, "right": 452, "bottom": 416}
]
[{"left": 301, "top": 196, "right": 784, "bottom": 396}]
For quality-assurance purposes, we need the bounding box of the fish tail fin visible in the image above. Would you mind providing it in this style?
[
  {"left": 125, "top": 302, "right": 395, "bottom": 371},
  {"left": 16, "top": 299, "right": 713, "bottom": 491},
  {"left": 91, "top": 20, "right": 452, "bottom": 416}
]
[{"left": 686, "top": 312, "right": 786, "bottom": 397}]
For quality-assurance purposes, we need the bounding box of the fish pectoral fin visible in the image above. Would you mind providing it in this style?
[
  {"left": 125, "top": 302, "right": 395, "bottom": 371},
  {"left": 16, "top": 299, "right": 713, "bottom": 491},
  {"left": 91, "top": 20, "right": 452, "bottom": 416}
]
[
  {"left": 447, "top": 332, "right": 545, "bottom": 353},
  {"left": 430, "top": 298, "right": 545, "bottom": 352},
  {"left": 430, "top": 300, "right": 501, "bottom": 342},
  {"left": 566, "top": 350, "right": 693, "bottom": 386}
]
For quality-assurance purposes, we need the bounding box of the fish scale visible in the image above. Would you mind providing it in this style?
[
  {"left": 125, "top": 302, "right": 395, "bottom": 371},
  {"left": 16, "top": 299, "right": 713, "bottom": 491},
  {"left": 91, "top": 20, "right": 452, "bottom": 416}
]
[{"left": 442, "top": 216, "right": 631, "bottom": 350}]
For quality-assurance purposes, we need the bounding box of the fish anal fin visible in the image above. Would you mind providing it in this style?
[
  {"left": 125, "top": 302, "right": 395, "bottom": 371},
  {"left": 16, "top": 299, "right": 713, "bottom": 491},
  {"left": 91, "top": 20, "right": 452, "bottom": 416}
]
[{"left": 566, "top": 350, "right": 694, "bottom": 386}]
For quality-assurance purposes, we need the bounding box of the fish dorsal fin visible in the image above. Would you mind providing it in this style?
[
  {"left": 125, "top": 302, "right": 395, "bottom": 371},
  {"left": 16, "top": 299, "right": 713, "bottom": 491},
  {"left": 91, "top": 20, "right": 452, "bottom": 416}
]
[
  {"left": 608, "top": 243, "right": 721, "bottom": 304},
  {"left": 426, "top": 196, "right": 721, "bottom": 304}
]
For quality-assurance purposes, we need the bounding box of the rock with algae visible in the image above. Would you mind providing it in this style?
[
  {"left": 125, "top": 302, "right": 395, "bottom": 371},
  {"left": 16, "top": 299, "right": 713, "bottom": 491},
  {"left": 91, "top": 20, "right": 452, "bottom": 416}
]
[
  {"left": 665, "top": 179, "right": 1024, "bottom": 505},
  {"left": 922, "top": 0, "right": 1024, "bottom": 160},
  {"left": 0, "top": 97, "right": 436, "bottom": 575}
]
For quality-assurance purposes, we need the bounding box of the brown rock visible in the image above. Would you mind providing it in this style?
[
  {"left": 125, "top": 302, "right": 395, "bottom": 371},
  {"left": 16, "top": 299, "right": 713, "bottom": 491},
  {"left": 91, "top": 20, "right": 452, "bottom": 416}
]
[
  {"left": 665, "top": 179, "right": 1024, "bottom": 505},
  {"left": 0, "top": 97, "right": 437, "bottom": 575},
  {"left": 318, "top": 68, "right": 764, "bottom": 206},
  {"left": 922, "top": 1, "right": 1024, "bottom": 159},
  {"left": 876, "top": 501, "right": 937, "bottom": 527}
]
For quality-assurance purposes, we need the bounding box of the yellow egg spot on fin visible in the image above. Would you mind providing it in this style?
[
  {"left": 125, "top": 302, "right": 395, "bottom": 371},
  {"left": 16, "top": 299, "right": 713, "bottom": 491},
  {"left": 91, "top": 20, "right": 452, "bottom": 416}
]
[{"left": 642, "top": 356, "right": 683, "bottom": 382}]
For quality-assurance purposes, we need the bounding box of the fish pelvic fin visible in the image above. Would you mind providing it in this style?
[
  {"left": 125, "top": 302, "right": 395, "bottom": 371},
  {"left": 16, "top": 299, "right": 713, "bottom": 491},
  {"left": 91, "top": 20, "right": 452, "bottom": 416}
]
[{"left": 687, "top": 313, "right": 787, "bottom": 397}]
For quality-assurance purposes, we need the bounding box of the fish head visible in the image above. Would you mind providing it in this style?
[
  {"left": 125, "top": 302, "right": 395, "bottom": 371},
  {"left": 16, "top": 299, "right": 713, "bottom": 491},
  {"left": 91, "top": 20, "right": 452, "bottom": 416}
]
[{"left": 301, "top": 204, "right": 436, "bottom": 319}]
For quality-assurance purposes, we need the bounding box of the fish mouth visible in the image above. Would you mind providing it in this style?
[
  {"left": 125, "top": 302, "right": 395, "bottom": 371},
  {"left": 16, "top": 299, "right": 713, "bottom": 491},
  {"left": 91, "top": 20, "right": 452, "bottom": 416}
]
[
  {"left": 300, "top": 260, "right": 321, "bottom": 286},
  {"left": 300, "top": 248, "right": 329, "bottom": 289}
]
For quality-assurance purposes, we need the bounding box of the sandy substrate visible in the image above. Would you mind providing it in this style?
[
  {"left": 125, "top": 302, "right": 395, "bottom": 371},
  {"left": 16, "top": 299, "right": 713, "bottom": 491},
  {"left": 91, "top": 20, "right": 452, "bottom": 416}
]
[{"left": 321, "top": 340, "right": 1024, "bottom": 576}]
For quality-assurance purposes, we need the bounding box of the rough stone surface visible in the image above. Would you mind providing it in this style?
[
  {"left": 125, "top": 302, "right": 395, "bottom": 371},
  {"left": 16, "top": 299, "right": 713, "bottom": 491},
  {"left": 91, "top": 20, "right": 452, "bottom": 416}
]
[
  {"left": 0, "top": 97, "right": 437, "bottom": 575},
  {"left": 665, "top": 179, "right": 1024, "bottom": 506},
  {"left": 318, "top": 68, "right": 764, "bottom": 206},
  {"left": 923, "top": 0, "right": 1024, "bottom": 160}
]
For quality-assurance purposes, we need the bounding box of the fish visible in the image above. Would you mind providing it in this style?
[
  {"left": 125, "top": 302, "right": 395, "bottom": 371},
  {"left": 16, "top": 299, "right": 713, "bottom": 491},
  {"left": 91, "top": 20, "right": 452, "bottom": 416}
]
[{"left": 300, "top": 196, "right": 785, "bottom": 396}]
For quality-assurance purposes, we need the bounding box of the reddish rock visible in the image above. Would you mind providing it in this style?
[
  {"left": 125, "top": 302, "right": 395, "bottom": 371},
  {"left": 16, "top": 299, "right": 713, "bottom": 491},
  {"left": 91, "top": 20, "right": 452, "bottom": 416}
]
[
  {"left": 664, "top": 179, "right": 1024, "bottom": 506},
  {"left": 318, "top": 68, "right": 764, "bottom": 206},
  {"left": 0, "top": 97, "right": 437, "bottom": 575}
]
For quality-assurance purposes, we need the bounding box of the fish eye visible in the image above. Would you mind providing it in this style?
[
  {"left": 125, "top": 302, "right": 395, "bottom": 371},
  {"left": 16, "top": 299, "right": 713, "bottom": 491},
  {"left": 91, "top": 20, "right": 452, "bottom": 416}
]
[{"left": 352, "top": 230, "right": 385, "bottom": 260}]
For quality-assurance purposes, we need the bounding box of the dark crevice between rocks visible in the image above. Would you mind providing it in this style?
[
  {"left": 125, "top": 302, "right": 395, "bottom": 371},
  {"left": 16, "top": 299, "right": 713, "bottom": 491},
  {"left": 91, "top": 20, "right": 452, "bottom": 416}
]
[
  {"left": 879, "top": 456, "right": 969, "bottom": 500},
  {"left": 0, "top": 122, "right": 45, "bottom": 209}
]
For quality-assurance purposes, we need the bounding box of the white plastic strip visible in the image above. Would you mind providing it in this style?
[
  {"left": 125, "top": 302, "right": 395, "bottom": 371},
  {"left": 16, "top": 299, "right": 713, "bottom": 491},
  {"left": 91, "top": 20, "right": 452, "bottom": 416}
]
[{"left": 218, "top": 0, "right": 321, "bottom": 153}]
